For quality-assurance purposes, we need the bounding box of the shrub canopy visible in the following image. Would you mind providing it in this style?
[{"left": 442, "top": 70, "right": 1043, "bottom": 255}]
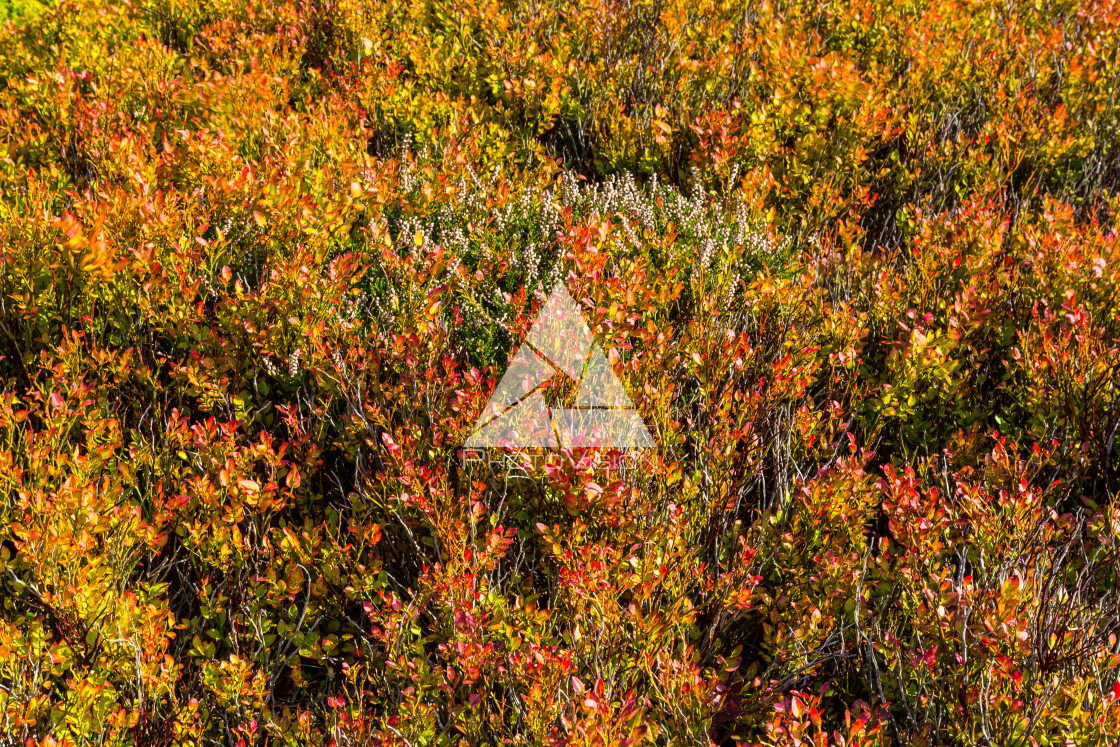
[{"left": 1, "top": 0, "right": 1120, "bottom": 744}]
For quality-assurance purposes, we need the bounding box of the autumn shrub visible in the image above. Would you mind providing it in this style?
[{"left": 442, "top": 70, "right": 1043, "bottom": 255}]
[{"left": 1, "top": 0, "right": 1120, "bottom": 744}]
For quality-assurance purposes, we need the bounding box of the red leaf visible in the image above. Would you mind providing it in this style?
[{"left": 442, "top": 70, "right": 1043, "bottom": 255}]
[{"left": 381, "top": 432, "right": 400, "bottom": 454}]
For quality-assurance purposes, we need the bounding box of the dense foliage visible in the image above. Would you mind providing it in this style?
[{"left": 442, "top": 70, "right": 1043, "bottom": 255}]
[{"left": 1, "top": 0, "right": 1120, "bottom": 743}]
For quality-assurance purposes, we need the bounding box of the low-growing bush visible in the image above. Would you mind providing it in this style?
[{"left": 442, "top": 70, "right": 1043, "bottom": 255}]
[{"left": 1, "top": 0, "right": 1119, "bottom": 744}]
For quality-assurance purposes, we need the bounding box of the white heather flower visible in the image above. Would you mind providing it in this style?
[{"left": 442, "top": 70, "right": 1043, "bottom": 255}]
[{"left": 331, "top": 350, "right": 347, "bottom": 377}]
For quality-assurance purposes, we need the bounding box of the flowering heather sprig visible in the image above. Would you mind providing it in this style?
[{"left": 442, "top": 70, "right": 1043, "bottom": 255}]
[{"left": 330, "top": 350, "right": 348, "bottom": 377}]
